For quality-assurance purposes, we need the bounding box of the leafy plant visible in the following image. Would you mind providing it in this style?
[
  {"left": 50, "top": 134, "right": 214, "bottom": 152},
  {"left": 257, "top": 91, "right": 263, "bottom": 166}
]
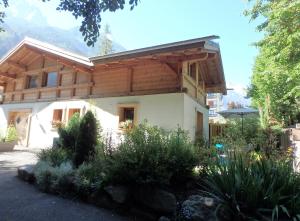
[
  {"left": 5, "top": 124, "right": 18, "bottom": 142},
  {"left": 37, "top": 148, "right": 71, "bottom": 167},
  {"left": 34, "top": 160, "right": 74, "bottom": 194},
  {"left": 203, "top": 153, "right": 300, "bottom": 220},
  {"left": 104, "top": 122, "right": 198, "bottom": 187}
]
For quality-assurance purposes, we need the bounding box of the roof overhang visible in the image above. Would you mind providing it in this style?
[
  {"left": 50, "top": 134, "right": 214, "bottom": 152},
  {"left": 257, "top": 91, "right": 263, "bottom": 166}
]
[{"left": 91, "top": 35, "right": 227, "bottom": 94}]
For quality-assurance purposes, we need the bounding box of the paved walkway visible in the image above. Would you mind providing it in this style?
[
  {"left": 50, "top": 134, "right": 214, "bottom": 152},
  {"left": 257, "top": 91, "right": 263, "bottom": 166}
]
[{"left": 0, "top": 148, "right": 131, "bottom": 221}]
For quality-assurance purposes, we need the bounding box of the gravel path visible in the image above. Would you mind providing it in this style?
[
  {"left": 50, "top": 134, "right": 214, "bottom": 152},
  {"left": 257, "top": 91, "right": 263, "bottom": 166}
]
[{"left": 0, "top": 148, "right": 131, "bottom": 221}]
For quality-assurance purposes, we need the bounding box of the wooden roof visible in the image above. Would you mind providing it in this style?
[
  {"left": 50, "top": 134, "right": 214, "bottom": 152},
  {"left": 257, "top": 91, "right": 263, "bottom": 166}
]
[
  {"left": 91, "top": 36, "right": 227, "bottom": 94},
  {"left": 0, "top": 36, "right": 227, "bottom": 94}
]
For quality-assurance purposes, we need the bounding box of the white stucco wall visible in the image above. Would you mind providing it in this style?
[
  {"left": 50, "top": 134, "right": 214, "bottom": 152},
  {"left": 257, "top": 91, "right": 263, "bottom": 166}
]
[
  {"left": 183, "top": 94, "right": 209, "bottom": 141},
  {"left": 0, "top": 93, "right": 209, "bottom": 148}
]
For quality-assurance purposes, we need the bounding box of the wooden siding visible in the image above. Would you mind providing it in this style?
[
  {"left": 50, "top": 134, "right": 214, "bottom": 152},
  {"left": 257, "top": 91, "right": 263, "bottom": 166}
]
[
  {"left": 2, "top": 58, "right": 183, "bottom": 104},
  {"left": 182, "top": 61, "right": 206, "bottom": 106}
]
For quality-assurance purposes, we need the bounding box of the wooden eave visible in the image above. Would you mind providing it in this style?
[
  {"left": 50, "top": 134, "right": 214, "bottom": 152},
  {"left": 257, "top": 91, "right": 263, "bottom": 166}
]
[
  {"left": 92, "top": 36, "right": 226, "bottom": 94},
  {"left": 0, "top": 37, "right": 94, "bottom": 82}
]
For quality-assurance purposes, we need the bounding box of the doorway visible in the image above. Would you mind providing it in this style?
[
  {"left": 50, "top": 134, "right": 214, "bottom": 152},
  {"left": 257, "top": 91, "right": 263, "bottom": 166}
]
[
  {"left": 8, "top": 109, "right": 31, "bottom": 146},
  {"left": 196, "top": 111, "right": 203, "bottom": 138}
]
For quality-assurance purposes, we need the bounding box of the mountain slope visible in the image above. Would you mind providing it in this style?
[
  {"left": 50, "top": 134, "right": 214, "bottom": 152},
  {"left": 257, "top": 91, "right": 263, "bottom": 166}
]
[{"left": 0, "top": 1, "right": 125, "bottom": 58}]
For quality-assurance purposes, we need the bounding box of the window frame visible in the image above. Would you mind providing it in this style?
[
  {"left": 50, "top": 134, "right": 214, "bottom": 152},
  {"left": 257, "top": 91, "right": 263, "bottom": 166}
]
[
  {"left": 67, "top": 108, "right": 81, "bottom": 122},
  {"left": 52, "top": 109, "right": 64, "bottom": 128},
  {"left": 117, "top": 103, "right": 139, "bottom": 129},
  {"left": 26, "top": 75, "right": 38, "bottom": 89},
  {"left": 188, "top": 62, "right": 197, "bottom": 81},
  {"left": 43, "top": 71, "right": 58, "bottom": 87}
]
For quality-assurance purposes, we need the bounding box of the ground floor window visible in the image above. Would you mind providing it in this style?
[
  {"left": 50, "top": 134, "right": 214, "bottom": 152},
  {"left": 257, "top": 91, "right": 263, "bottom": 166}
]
[
  {"left": 118, "top": 104, "right": 138, "bottom": 130},
  {"left": 68, "top": 108, "right": 81, "bottom": 121},
  {"left": 52, "top": 109, "right": 63, "bottom": 128}
]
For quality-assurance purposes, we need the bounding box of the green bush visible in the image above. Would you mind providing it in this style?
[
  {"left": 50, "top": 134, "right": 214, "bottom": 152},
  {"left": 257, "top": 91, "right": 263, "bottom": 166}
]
[
  {"left": 203, "top": 153, "right": 300, "bottom": 220},
  {"left": 5, "top": 124, "right": 18, "bottom": 142},
  {"left": 37, "top": 148, "right": 71, "bottom": 167},
  {"left": 34, "top": 161, "right": 74, "bottom": 193},
  {"left": 74, "top": 111, "right": 99, "bottom": 167},
  {"left": 104, "top": 122, "right": 198, "bottom": 186},
  {"left": 74, "top": 159, "right": 103, "bottom": 197},
  {"left": 57, "top": 112, "right": 81, "bottom": 152}
]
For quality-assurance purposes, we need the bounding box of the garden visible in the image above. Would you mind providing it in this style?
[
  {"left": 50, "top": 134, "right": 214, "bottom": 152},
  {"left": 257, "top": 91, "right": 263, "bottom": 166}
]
[{"left": 17, "top": 110, "right": 300, "bottom": 221}]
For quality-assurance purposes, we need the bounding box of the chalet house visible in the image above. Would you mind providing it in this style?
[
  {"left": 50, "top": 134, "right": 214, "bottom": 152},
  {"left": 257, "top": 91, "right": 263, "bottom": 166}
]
[{"left": 0, "top": 36, "right": 226, "bottom": 148}]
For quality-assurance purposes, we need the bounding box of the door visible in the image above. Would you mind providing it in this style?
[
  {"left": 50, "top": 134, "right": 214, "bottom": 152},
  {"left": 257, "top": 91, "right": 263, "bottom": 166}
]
[
  {"left": 196, "top": 111, "right": 203, "bottom": 138},
  {"left": 8, "top": 110, "right": 31, "bottom": 146}
]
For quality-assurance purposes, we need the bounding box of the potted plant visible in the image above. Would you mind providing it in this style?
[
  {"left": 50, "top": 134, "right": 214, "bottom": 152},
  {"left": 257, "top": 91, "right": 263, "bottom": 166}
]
[{"left": 0, "top": 124, "right": 18, "bottom": 152}]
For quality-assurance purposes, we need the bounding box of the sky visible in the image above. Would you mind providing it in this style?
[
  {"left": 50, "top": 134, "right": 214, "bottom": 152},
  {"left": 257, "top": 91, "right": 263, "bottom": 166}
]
[{"left": 9, "top": 0, "right": 264, "bottom": 90}]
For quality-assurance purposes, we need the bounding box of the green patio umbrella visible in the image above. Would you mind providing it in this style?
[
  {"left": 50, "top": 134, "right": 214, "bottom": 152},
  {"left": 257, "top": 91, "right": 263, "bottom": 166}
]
[{"left": 217, "top": 107, "right": 259, "bottom": 134}]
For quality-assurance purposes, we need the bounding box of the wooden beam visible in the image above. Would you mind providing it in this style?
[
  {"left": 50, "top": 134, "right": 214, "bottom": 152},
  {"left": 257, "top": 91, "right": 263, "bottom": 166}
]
[
  {"left": 71, "top": 71, "right": 77, "bottom": 97},
  {"left": 154, "top": 53, "right": 209, "bottom": 63},
  {"left": 164, "top": 63, "right": 178, "bottom": 75},
  {"left": 7, "top": 61, "right": 27, "bottom": 72},
  {"left": 127, "top": 68, "right": 134, "bottom": 93},
  {"left": 25, "top": 46, "right": 93, "bottom": 74},
  {"left": 0, "top": 72, "right": 16, "bottom": 80}
]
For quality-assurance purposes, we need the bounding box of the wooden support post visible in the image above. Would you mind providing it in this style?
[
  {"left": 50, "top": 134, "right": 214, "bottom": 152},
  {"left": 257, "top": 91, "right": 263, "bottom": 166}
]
[
  {"left": 71, "top": 71, "right": 77, "bottom": 97},
  {"left": 56, "top": 72, "right": 62, "bottom": 98},
  {"left": 127, "top": 67, "right": 133, "bottom": 93},
  {"left": 89, "top": 73, "right": 94, "bottom": 96},
  {"left": 11, "top": 81, "right": 16, "bottom": 102}
]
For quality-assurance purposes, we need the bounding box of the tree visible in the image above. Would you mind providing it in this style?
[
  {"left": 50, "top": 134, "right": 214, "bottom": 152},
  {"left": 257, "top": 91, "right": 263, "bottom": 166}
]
[
  {"left": 0, "top": 0, "right": 139, "bottom": 46},
  {"left": 99, "top": 24, "right": 113, "bottom": 55},
  {"left": 245, "top": 0, "right": 300, "bottom": 126},
  {"left": 74, "top": 111, "right": 99, "bottom": 167}
]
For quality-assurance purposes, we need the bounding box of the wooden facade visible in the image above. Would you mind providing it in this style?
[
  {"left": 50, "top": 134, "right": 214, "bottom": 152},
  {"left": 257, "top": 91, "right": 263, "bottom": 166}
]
[{"left": 0, "top": 37, "right": 226, "bottom": 107}]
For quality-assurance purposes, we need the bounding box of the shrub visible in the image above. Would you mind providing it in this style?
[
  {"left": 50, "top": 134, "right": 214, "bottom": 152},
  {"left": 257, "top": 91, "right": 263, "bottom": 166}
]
[
  {"left": 34, "top": 160, "right": 74, "bottom": 194},
  {"left": 5, "top": 124, "right": 18, "bottom": 142},
  {"left": 74, "top": 160, "right": 103, "bottom": 197},
  {"left": 37, "top": 148, "right": 71, "bottom": 167},
  {"left": 105, "top": 123, "right": 198, "bottom": 187},
  {"left": 203, "top": 153, "right": 300, "bottom": 220},
  {"left": 57, "top": 113, "right": 81, "bottom": 152},
  {"left": 74, "top": 111, "right": 99, "bottom": 167}
]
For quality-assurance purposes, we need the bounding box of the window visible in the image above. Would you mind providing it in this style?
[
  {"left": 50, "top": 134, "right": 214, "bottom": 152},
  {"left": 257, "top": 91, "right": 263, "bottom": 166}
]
[
  {"left": 44, "top": 72, "right": 58, "bottom": 87},
  {"left": 68, "top": 108, "right": 81, "bottom": 121},
  {"left": 27, "top": 75, "right": 38, "bottom": 89},
  {"left": 118, "top": 104, "right": 138, "bottom": 129},
  {"left": 52, "top": 109, "right": 63, "bottom": 128},
  {"left": 188, "top": 62, "right": 197, "bottom": 80}
]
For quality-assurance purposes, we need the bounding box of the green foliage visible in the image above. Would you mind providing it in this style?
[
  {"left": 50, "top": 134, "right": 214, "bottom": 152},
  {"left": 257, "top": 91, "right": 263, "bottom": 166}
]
[
  {"left": 74, "top": 156, "right": 103, "bottom": 197},
  {"left": 245, "top": 0, "right": 300, "bottom": 126},
  {"left": 57, "top": 112, "right": 81, "bottom": 152},
  {"left": 104, "top": 122, "right": 198, "bottom": 186},
  {"left": 203, "top": 153, "right": 300, "bottom": 220},
  {"left": 74, "top": 111, "right": 99, "bottom": 167},
  {"left": 37, "top": 148, "right": 71, "bottom": 167},
  {"left": 57, "top": 111, "right": 100, "bottom": 167},
  {"left": 34, "top": 160, "right": 74, "bottom": 194},
  {"left": 4, "top": 124, "right": 18, "bottom": 142}
]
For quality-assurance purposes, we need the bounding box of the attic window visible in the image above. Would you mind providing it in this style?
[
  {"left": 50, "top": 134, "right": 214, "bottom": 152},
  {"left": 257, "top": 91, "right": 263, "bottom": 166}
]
[
  {"left": 188, "top": 62, "right": 197, "bottom": 80},
  {"left": 44, "top": 72, "right": 58, "bottom": 87},
  {"left": 27, "top": 75, "right": 38, "bottom": 89}
]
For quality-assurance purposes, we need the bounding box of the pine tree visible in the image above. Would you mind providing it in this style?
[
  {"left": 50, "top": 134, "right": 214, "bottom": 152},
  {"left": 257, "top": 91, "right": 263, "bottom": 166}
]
[
  {"left": 99, "top": 24, "right": 113, "bottom": 56},
  {"left": 74, "top": 111, "right": 98, "bottom": 167}
]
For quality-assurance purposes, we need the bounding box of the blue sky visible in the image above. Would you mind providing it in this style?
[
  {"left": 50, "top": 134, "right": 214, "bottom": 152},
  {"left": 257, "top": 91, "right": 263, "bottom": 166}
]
[{"left": 11, "top": 0, "right": 264, "bottom": 90}]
